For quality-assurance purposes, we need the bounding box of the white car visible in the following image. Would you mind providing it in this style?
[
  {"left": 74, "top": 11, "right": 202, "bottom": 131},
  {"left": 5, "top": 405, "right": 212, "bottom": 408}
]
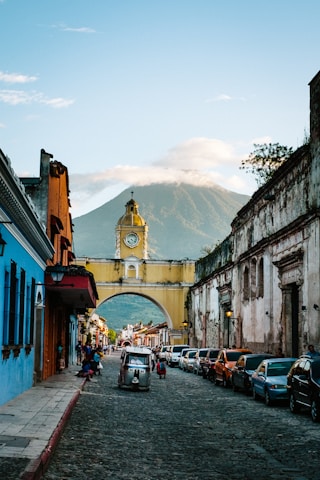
[
  {"left": 158, "top": 345, "right": 170, "bottom": 360},
  {"left": 167, "top": 344, "right": 190, "bottom": 367},
  {"left": 193, "top": 348, "right": 209, "bottom": 375},
  {"left": 178, "top": 348, "right": 194, "bottom": 369},
  {"left": 182, "top": 349, "right": 198, "bottom": 372}
]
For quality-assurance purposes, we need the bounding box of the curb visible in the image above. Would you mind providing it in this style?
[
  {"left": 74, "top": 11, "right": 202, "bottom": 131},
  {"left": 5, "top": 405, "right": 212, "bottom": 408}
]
[{"left": 20, "top": 380, "right": 86, "bottom": 480}]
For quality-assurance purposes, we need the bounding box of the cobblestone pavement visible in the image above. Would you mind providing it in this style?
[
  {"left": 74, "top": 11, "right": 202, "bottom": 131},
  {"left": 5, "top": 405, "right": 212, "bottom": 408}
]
[{"left": 43, "top": 352, "right": 320, "bottom": 480}]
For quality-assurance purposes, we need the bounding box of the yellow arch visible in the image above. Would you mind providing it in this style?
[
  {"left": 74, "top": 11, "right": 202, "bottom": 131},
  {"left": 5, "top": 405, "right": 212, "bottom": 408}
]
[{"left": 75, "top": 257, "right": 195, "bottom": 335}]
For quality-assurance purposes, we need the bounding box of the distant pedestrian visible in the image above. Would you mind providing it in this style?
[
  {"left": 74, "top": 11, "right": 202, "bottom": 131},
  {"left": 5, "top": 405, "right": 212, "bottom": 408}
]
[
  {"left": 83, "top": 342, "right": 92, "bottom": 360},
  {"left": 156, "top": 359, "right": 166, "bottom": 379},
  {"left": 76, "top": 341, "right": 83, "bottom": 365},
  {"left": 276, "top": 347, "right": 284, "bottom": 358},
  {"left": 305, "top": 344, "right": 320, "bottom": 358}
]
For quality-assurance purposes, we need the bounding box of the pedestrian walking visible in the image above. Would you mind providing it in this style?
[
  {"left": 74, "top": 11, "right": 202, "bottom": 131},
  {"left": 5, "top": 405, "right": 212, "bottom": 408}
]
[
  {"left": 76, "top": 341, "right": 83, "bottom": 365},
  {"left": 156, "top": 359, "right": 166, "bottom": 379}
]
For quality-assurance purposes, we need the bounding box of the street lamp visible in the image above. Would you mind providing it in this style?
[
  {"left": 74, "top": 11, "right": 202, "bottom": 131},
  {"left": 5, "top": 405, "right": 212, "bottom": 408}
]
[
  {"left": 182, "top": 320, "right": 189, "bottom": 344},
  {"left": 225, "top": 309, "right": 233, "bottom": 348}
]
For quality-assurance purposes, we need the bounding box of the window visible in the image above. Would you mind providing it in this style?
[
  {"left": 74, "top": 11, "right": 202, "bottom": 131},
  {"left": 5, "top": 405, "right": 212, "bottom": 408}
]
[
  {"left": 18, "top": 268, "right": 26, "bottom": 345},
  {"left": 257, "top": 258, "right": 264, "bottom": 298},
  {"left": 9, "top": 261, "right": 17, "bottom": 345},
  {"left": 250, "top": 258, "right": 257, "bottom": 299},
  {"left": 243, "top": 266, "right": 249, "bottom": 301}
]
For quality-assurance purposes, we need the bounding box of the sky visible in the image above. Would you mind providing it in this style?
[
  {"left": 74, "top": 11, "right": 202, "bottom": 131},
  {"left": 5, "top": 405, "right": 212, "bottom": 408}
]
[{"left": 0, "top": 0, "right": 319, "bottom": 218}]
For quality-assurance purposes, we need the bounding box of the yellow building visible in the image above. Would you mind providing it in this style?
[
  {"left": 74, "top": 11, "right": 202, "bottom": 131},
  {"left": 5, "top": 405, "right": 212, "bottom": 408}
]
[{"left": 75, "top": 195, "right": 195, "bottom": 344}]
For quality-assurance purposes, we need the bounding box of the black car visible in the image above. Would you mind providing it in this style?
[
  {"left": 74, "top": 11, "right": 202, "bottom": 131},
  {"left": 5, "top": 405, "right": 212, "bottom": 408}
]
[
  {"left": 287, "top": 356, "right": 320, "bottom": 422},
  {"left": 232, "top": 353, "right": 275, "bottom": 393},
  {"left": 202, "top": 348, "right": 220, "bottom": 380}
]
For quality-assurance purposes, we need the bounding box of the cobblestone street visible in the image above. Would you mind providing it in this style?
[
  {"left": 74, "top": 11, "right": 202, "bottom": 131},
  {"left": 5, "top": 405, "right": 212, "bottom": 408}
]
[{"left": 43, "top": 352, "right": 320, "bottom": 480}]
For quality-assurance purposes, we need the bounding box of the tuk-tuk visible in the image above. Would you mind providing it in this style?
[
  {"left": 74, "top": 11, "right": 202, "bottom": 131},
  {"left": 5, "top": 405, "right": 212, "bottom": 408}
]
[{"left": 118, "top": 346, "right": 152, "bottom": 391}]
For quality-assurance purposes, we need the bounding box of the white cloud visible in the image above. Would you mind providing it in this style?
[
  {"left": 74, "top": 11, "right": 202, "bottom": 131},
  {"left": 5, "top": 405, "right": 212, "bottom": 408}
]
[
  {"left": 0, "top": 89, "right": 74, "bottom": 108},
  {"left": 156, "top": 137, "right": 239, "bottom": 169},
  {"left": 52, "top": 23, "right": 96, "bottom": 33},
  {"left": 206, "top": 94, "right": 232, "bottom": 102},
  {"left": 68, "top": 137, "right": 256, "bottom": 216},
  {"left": 0, "top": 71, "right": 38, "bottom": 84},
  {"left": 205, "top": 94, "right": 248, "bottom": 103},
  {"left": 44, "top": 97, "right": 75, "bottom": 108}
]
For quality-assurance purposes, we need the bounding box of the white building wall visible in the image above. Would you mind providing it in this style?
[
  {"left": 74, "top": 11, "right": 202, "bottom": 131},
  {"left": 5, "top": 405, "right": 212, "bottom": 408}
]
[{"left": 190, "top": 71, "right": 320, "bottom": 356}]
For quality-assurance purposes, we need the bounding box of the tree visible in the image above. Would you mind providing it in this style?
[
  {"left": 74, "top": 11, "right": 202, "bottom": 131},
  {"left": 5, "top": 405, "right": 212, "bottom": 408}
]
[
  {"left": 240, "top": 143, "right": 293, "bottom": 187},
  {"left": 108, "top": 329, "right": 117, "bottom": 344}
]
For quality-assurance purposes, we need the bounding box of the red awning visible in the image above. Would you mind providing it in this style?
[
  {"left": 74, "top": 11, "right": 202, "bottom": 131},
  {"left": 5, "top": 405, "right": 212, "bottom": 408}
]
[{"left": 45, "top": 265, "right": 98, "bottom": 309}]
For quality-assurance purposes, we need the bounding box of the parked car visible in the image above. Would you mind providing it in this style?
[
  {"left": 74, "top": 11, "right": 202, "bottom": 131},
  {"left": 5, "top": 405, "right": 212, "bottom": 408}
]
[
  {"left": 158, "top": 345, "right": 170, "bottom": 360},
  {"left": 165, "top": 346, "right": 172, "bottom": 364},
  {"left": 182, "top": 349, "right": 198, "bottom": 372},
  {"left": 214, "top": 348, "right": 252, "bottom": 387},
  {"left": 167, "top": 344, "right": 190, "bottom": 367},
  {"left": 287, "top": 356, "right": 320, "bottom": 422},
  {"left": 251, "top": 357, "right": 296, "bottom": 406},
  {"left": 178, "top": 348, "right": 194, "bottom": 369},
  {"left": 202, "top": 348, "right": 220, "bottom": 380},
  {"left": 232, "top": 353, "right": 275, "bottom": 393},
  {"left": 193, "top": 348, "right": 209, "bottom": 375}
]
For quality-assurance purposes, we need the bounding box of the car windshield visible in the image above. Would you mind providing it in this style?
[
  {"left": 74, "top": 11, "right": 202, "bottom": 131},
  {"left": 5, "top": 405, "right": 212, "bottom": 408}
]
[
  {"left": 267, "top": 361, "right": 293, "bottom": 376},
  {"left": 311, "top": 362, "right": 320, "bottom": 382},
  {"left": 210, "top": 350, "right": 220, "bottom": 358},
  {"left": 189, "top": 351, "right": 197, "bottom": 358},
  {"left": 173, "top": 346, "right": 188, "bottom": 353},
  {"left": 246, "top": 357, "right": 266, "bottom": 370},
  {"left": 128, "top": 354, "right": 149, "bottom": 365},
  {"left": 226, "top": 351, "right": 244, "bottom": 362},
  {"left": 200, "top": 350, "right": 208, "bottom": 357}
]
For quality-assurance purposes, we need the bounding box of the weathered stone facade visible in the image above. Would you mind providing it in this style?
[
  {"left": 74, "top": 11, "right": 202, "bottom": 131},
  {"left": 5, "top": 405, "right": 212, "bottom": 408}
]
[{"left": 189, "top": 71, "right": 320, "bottom": 357}]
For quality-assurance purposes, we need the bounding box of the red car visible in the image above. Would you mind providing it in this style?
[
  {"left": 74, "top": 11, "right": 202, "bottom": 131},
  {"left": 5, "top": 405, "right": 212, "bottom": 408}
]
[{"left": 214, "top": 348, "right": 252, "bottom": 387}]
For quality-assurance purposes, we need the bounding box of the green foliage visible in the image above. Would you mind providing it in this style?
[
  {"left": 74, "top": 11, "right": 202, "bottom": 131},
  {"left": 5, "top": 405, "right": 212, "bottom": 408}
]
[
  {"left": 240, "top": 143, "right": 293, "bottom": 186},
  {"left": 108, "top": 329, "right": 117, "bottom": 344}
]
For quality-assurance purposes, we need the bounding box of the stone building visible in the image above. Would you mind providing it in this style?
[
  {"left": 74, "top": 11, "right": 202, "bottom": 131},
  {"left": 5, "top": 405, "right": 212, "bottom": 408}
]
[{"left": 189, "top": 71, "right": 320, "bottom": 357}]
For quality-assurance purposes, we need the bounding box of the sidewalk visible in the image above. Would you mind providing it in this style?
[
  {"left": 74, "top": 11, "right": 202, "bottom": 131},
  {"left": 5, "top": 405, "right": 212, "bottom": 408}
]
[{"left": 0, "top": 365, "right": 86, "bottom": 480}]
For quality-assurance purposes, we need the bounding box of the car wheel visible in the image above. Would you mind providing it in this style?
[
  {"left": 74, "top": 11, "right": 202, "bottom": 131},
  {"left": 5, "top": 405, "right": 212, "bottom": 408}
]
[
  {"left": 232, "top": 381, "right": 239, "bottom": 392},
  {"left": 252, "top": 387, "right": 259, "bottom": 401},
  {"left": 311, "top": 400, "right": 320, "bottom": 422},
  {"left": 265, "top": 389, "right": 273, "bottom": 406},
  {"left": 289, "top": 393, "right": 300, "bottom": 413}
]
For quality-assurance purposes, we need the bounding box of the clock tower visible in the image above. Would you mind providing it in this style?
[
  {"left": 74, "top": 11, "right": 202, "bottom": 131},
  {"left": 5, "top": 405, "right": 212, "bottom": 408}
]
[{"left": 115, "top": 193, "right": 148, "bottom": 260}]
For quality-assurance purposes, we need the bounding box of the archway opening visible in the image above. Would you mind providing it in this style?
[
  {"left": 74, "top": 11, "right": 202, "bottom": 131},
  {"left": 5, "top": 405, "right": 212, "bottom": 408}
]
[{"left": 95, "top": 293, "right": 168, "bottom": 334}]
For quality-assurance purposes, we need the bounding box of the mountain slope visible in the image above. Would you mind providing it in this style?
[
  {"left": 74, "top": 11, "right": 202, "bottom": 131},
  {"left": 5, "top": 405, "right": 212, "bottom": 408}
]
[{"left": 72, "top": 183, "right": 250, "bottom": 260}]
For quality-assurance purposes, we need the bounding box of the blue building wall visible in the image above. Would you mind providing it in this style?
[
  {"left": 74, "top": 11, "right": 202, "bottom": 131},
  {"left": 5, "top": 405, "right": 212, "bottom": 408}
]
[{"left": 0, "top": 226, "right": 46, "bottom": 405}]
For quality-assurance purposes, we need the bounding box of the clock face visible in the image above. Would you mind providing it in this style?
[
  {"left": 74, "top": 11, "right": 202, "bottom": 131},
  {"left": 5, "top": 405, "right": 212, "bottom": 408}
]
[{"left": 124, "top": 232, "right": 139, "bottom": 248}]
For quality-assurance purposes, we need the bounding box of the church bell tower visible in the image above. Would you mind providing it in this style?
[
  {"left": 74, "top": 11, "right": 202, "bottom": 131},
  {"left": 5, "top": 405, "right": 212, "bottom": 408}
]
[{"left": 115, "top": 193, "right": 148, "bottom": 261}]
